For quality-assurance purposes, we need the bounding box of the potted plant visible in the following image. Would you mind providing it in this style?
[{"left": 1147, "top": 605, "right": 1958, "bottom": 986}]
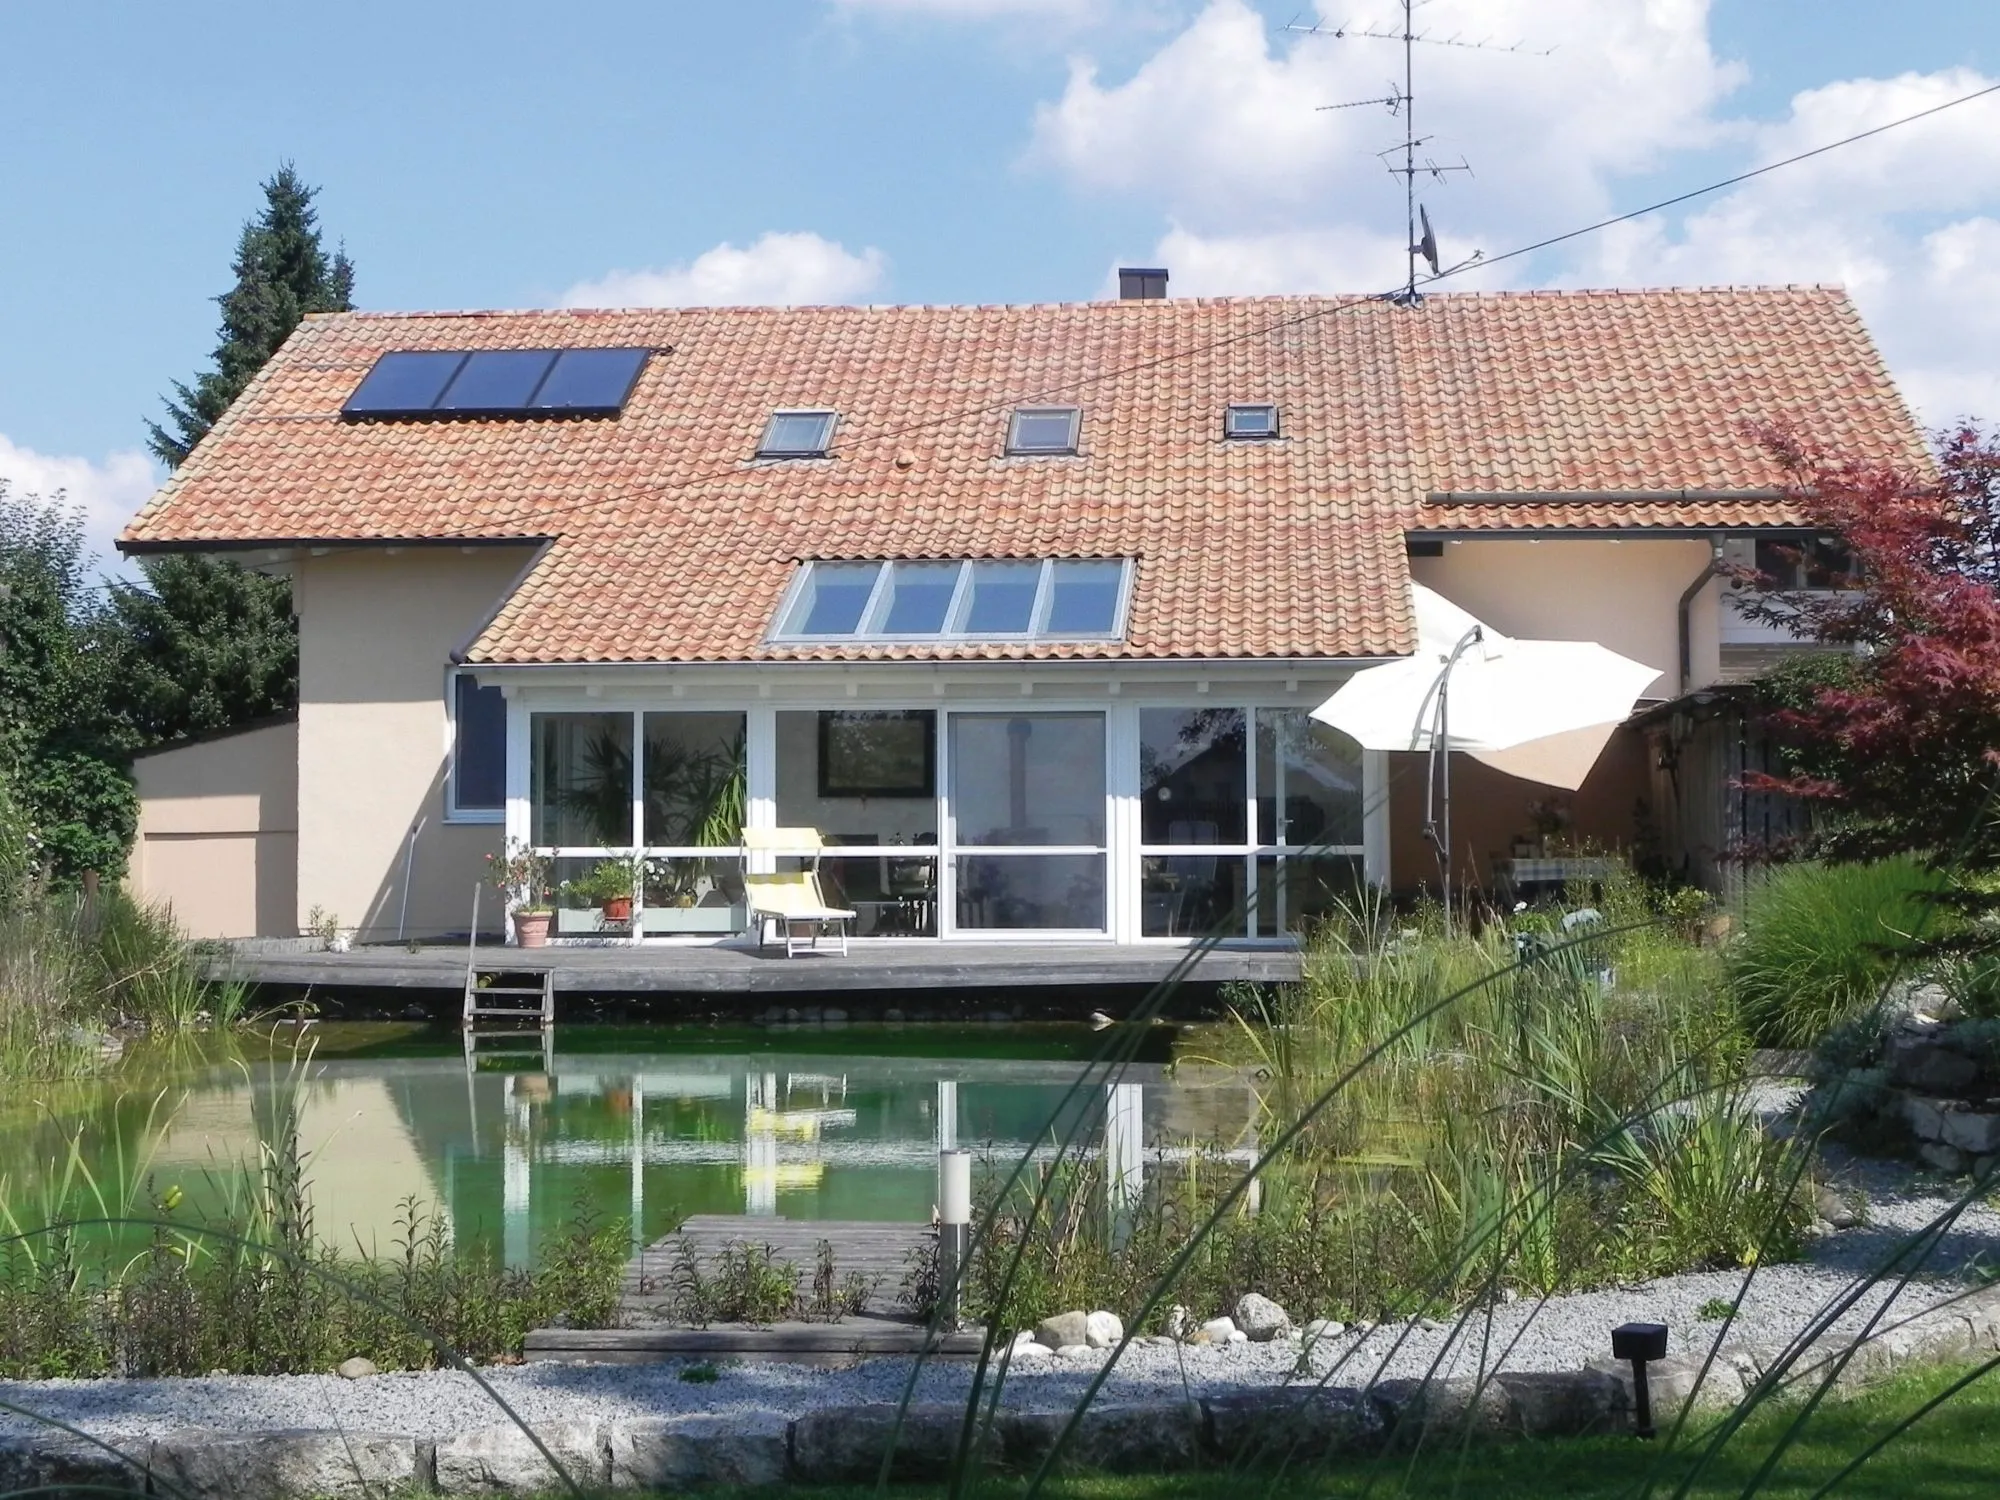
[
  {"left": 487, "top": 839, "right": 554, "bottom": 947},
  {"left": 573, "top": 857, "right": 638, "bottom": 924}
]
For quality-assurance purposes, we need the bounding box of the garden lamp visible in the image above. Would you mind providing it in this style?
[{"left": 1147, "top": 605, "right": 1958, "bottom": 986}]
[
  {"left": 938, "top": 1148, "right": 971, "bottom": 1327},
  {"left": 1612, "top": 1321, "right": 1670, "bottom": 1438}
]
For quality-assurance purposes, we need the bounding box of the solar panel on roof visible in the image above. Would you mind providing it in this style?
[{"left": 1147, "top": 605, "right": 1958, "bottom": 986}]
[
  {"left": 341, "top": 351, "right": 468, "bottom": 416},
  {"left": 528, "top": 347, "right": 651, "bottom": 414},
  {"left": 434, "top": 350, "right": 558, "bottom": 414}
]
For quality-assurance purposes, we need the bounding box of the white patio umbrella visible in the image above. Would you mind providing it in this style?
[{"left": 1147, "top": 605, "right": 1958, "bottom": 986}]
[{"left": 1311, "top": 584, "right": 1662, "bottom": 917}]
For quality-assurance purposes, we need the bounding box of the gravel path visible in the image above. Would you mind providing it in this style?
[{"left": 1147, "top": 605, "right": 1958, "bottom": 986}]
[{"left": 4, "top": 1150, "right": 1997, "bottom": 1443}]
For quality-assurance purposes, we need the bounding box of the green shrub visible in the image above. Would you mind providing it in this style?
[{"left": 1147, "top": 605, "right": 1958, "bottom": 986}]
[{"left": 1729, "top": 857, "right": 1947, "bottom": 1047}]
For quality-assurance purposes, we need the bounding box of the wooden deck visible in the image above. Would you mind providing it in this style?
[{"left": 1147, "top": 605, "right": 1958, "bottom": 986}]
[
  {"left": 526, "top": 1212, "right": 988, "bottom": 1364},
  {"left": 208, "top": 939, "right": 1300, "bottom": 995},
  {"left": 625, "top": 1213, "right": 932, "bottom": 1322}
]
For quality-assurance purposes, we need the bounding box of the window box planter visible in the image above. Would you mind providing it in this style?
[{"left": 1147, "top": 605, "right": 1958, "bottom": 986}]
[{"left": 642, "top": 904, "right": 746, "bottom": 936}]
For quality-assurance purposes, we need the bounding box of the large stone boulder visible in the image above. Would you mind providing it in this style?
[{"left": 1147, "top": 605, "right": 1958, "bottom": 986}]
[
  {"left": 790, "top": 1404, "right": 998, "bottom": 1484},
  {"left": 1035, "top": 1310, "right": 1090, "bottom": 1350},
  {"left": 0, "top": 1435, "right": 150, "bottom": 1495},
  {"left": 1204, "top": 1390, "right": 1383, "bottom": 1461},
  {"left": 1886, "top": 1033, "right": 1981, "bottom": 1093},
  {"left": 435, "top": 1422, "right": 606, "bottom": 1495},
  {"left": 1371, "top": 1378, "right": 1515, "bottom": 1446},
  {"left": 1234, "top": 1293, "right": 1292, "bottom": 1342},
  {"left": 1084, "top": 1311, "right": 1125, "bottom": 1348},
  {"left": 607, "top": 1414, "right": 787, "bottom": 1490},
  {"left": 1491, "top": 1370, "right": 1626, "bottom": 1438},
  {"left": 149, "top": 1430, "right": 418, "bottom": 1500},
  {"left": 1005, "top": 1402, "right": 1203, "bottom": 1474}
]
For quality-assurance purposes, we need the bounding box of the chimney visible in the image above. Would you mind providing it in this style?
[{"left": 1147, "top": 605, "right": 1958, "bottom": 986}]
[{"left": 1118, "top": 267, "right": 1168, "bottom": 301}]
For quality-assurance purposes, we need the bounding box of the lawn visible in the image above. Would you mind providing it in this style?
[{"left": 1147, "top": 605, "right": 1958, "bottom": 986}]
[{"left": 678, "top": 1358, "right": 2000, "bottom": 1499}]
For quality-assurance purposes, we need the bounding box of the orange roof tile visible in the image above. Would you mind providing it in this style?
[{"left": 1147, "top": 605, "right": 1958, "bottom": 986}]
[{"left": 119, "top": 287, "right": 1925, "bottom": 664}]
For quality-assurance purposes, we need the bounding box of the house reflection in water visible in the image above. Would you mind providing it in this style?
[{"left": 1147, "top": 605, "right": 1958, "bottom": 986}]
[{"left": 130, "top": 1043, "right": 1256, "bottom": 1271}]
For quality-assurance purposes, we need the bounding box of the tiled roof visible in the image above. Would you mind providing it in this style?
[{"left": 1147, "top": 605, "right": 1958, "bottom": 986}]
[{"left": 119, "top": 287, "right": 1925, "bottom": 664}]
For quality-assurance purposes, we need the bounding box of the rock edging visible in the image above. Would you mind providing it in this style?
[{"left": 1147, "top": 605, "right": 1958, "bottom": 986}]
[{"left": 6, "top": 1283, "right": 1995, "bottom": 1496}]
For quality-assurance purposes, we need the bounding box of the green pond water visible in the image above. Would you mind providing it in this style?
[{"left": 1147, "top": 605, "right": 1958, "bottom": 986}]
[{"left": 2, "top": 1023, "right": 1252, "bottom": 1270}]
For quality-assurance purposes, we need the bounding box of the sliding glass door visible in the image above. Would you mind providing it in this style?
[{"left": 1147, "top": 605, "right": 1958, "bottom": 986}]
[
  {"left": 946, "top": 712, "right": 1107, "bottom": 934},
  {"left": 1137, "top": 706, "right": 1364, "bottom": 939}
]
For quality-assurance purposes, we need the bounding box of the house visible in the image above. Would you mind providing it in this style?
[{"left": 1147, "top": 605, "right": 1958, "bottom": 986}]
[{"left": 119, "top": 280, "right": 1924, "bottom": 945}]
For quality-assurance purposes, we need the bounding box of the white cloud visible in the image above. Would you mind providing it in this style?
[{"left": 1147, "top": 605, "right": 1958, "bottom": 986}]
[
  {"left": 1137, "top": 222, "right": 1404, "bottom": 297},
  {"left": 1034, "top": 1, "right": 2000, "bottom": 426},
  {"left": 1035, "top": 0, "right": 1741, "bottom": 250},
  {"left": 560, "top": 232, "right": 888, "bottom": 309},
  {"left": 0, "top": 435, "right": 156, "bottom": 581}
]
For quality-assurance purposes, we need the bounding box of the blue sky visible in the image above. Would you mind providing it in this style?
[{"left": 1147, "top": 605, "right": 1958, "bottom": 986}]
[{"left": 2, "top": 1, "right": 1995, "bottom": 569}]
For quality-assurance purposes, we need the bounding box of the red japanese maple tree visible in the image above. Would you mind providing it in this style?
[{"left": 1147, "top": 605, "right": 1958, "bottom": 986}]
[{"left": 1736, "top": 421, "right": 2000, "bottom": 863}]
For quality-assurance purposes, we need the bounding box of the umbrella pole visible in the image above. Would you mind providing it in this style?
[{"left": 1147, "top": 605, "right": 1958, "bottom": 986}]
[{"left": 1422, "top": 627, "right": 1484, "bottom": 931}]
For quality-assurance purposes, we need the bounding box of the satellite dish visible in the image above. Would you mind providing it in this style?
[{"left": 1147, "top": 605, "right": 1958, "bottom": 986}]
[{"left": 1413, "top": 205, "right": 1441, "bottom": 276}]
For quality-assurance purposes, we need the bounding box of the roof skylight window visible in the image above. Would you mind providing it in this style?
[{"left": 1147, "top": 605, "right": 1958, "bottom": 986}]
[
  {"left": 1224, "top": 403, "right": 1280, "bottom": 439},
  {"left": 788, "top": 561, "right": 881, "bottom": 636},
  {"left": 342, "top": 347, "right": 650, "bottom": 419},
  {"left": 1005, "top": 407, "right": 1081, "bottom": 456},
  {"left": 758, "top": 409, "right": 838, "bottom": 459},
  {"left": 770, "top": 558, "right": 1132, "bottom": 644},
  {"left": 960, "top": 560, "right": 1041, "bottom": 634},
  {"left": 1042, "top": 559, "right": 1126, "bottom": 636}
]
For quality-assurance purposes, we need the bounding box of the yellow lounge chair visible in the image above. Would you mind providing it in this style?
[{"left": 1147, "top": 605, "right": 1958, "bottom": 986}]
[{"left": 741, "top": 827, "right": 857, "bottom": 957}]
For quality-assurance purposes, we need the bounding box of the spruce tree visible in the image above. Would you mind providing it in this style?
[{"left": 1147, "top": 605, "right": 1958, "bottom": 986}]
[{"left": 146, "top": 164, "right": 355, "bottom": 468}]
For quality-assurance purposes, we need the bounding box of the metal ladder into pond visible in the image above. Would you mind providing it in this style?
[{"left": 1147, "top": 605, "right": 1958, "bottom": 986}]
[{"left": 461, "top": 883, "right": 556, "bottom": 1034}]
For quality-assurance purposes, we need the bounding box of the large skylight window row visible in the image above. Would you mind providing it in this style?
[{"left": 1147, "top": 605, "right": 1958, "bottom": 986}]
[{"left": 771, "top": 558, "right": 1133, "bottom": 643}]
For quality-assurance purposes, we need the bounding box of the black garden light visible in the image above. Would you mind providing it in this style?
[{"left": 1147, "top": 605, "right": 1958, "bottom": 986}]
[{"left": 1612, "top": 1321, "right": 1670, "bottom": 1437}]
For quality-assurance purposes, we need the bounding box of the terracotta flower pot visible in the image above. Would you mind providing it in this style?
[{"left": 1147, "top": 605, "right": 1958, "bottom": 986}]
[
  {"left": 602, "top": 896, "right": 633, "bottom": 923},
  {"left": 513, "top": 910, "right": 553, "bottom": 948}
]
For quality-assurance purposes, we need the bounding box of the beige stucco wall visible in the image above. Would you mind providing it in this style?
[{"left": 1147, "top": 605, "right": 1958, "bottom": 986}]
[
  {"left": 295, "top": 545, "right": 536, "bottom": 941},
  {"left": 132, "top": 720, "right": 298, "bottom": 938},
  {"left": 1409, "top": 538, "right": 1722, "bottom": 694}
]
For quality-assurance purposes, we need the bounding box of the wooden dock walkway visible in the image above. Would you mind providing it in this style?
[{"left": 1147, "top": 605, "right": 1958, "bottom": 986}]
[
  {"left": 208, "top": 940, "right": 1300, "bottom": 996},
  {"left": 527, "top": 1212, "right": 990, "bottom": 1364},
  {"left": 625, "top": 1213, "right": 932, "bottom": 1323}
]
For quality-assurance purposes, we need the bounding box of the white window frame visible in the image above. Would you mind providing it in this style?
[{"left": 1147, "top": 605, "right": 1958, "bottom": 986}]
[
  {"left": 756, "top": 408, "right": 839, "bottom": 459},
  {"left": 1130, "top": 704, "right": 1370, "bottom": 942},
  {"left": 500, "top": 683, "right": 1387, "bottom": 948},
  {"left": 766, "top": 558, "right": 1133, "bottom": 645},
  {"left": 445, "top": 668, "right": 507, "bottom": 824}
]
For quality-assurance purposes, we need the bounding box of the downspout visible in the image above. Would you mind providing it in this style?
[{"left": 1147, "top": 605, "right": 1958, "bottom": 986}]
[{"left": 1677, "top": 536, "right": 1726, "bottom": 696}]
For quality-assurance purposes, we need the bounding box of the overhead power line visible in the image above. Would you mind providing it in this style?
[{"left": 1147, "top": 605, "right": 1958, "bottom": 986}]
[{"left": 1448, "top": 77, "right": 2000, "bottom": 281}]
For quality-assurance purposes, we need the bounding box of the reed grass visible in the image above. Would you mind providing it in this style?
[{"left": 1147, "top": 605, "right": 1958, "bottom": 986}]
[
  {"left": 953, "top": 872, "right": 1800, "bottom": 1335},
  {"left": 0, "top": 878, "right": 249, "bottom": 1078},
  {"left": 0, "top": 1043, "right": 627, "bottom": 1376}
]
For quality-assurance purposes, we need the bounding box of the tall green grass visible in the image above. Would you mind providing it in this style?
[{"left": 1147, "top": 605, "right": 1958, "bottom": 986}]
[
  {"left": 0, "top": 880, "right": 248, "bottom": 1078},
  {"left": 1728, "top": 857, "right": 1947, "bottom": 1047},
  {"left": 949, "top": 872, "right": 1801, "bottom": 1334},
  {"left": 0, "top": 1045, "right": 627, "bottom": 1376}
]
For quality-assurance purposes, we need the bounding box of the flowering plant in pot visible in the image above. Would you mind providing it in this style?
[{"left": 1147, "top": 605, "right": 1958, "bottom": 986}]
[
  {"left": 486, "top": 839, "right": 555, "bottom": 947},
  {"left": 566, "top": 858, "right": 639, "bottom": 924}
]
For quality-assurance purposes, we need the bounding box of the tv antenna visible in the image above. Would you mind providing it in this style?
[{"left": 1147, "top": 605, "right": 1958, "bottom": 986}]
[{"left": 1291, "top": 3, "right": 1551, "bottom": 302}]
